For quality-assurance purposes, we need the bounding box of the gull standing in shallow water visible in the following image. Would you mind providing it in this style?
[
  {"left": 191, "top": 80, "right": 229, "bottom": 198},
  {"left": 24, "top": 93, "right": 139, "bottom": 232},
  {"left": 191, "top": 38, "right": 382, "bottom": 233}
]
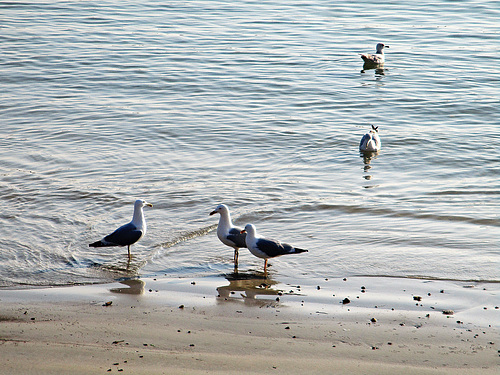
[
  {"left": 359, "top": 125, "right": 381, "bottom": 152},
  {"left": 360, "top": 43, "right": 389, "bottom": 66},
  {"left": 89, "top": 199, "right": 153, "bottom": 259},
  {"left": 241, "top": 224, "right": 308, "bottom": 274},
  {"left": 210, "top": 204, "right": 246, "bottom": 264}
]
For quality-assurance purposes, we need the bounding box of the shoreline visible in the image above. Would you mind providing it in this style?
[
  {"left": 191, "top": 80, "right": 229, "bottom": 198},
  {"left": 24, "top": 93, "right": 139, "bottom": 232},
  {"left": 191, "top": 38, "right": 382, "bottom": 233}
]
[{"left": 1, "top": 275, "right": 498, "bottom": 374}]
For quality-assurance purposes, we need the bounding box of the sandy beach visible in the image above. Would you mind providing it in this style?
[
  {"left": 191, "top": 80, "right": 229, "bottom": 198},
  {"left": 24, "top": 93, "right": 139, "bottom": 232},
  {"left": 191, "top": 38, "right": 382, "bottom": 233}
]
[{"left": 0, "top": 275, "right": 497, "bottom": 374}]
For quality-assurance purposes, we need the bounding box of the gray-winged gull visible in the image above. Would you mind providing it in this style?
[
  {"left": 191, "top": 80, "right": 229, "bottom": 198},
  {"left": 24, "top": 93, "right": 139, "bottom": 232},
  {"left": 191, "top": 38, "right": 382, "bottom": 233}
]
[
  {"left": 241, "top": 223, "right": 308, "bottom": 273},
  {"left": 89, "top": 199, "right": 153, "bottom": 259},
  {"left": 359, "top": 125, "right": 381, "bottom": 152},
  {"left": 361, "top": 43, "right": 389, "bottom": 66},
  {"left": 210, "top": 204, "right": 246, "bottom": 264}
]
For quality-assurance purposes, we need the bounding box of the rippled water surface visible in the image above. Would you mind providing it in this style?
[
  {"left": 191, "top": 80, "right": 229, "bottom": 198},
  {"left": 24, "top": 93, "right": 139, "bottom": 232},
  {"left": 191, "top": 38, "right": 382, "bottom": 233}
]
[{"left": 1, "top": 0, "right": 498, "bottom": 287}]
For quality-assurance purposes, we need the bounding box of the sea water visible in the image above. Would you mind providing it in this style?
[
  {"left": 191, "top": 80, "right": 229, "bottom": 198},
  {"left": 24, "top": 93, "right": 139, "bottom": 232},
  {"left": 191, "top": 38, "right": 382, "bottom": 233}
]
[{"left": 1, "top": 0, "right": 498, "bottom": 287}]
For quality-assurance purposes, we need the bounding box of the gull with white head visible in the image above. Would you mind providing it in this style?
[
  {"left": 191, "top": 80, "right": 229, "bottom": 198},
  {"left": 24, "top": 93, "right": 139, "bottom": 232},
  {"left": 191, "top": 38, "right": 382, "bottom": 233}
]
[
  {"left": 359, "top": 125, "right": 381, "bottom": 152},
  {"left": 241, "top": 224, "right": 308, "bottom": 274},
  {"left": 361, "top": 43, "right": 389, "bottom": 66},
  {"left": 209, "top": 204, "right": 247, "bottom": 264},
  {"left": 89, "top": 199, "right": 153, "bottom": 259}
]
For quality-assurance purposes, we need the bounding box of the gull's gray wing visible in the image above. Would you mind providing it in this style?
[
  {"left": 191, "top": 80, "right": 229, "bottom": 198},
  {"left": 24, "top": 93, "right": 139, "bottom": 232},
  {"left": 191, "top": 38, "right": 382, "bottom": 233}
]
[
  {"left": 103, "top": 222, "right": 143, "bottom": 246},
  {"left": 226, "top": 227, "right": 247, "bottom": 248},
  {"left": 360, "top": 133, "right": 370, "bottom": 150}
]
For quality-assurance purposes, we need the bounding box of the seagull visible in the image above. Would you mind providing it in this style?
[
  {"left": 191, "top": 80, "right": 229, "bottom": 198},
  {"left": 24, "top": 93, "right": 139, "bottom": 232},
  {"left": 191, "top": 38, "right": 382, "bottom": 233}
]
[
  {"left": 241, "top": 224, "right": 308, "bottom": 274},
  {"left": 209, "top": 204, "right": 246, "bottom": 264},
  {"left": 359, "top": 125, "right": 381, "bottom": 152},
  {"left": 360, "top": 43, "right": 389, "bottom": 66},
  {"left": 89, "top": 199, "right": 153, "bottom": 259}
]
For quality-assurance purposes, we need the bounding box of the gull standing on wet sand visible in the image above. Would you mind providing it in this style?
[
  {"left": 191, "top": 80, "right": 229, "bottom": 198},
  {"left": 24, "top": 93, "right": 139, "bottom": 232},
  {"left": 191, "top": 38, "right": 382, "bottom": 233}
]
[
  {"left": 210, "top": 204, "right": 247, "bottom": 264},
  {"left": 89, "top": 199, "right": 153, "bottom": 259},
  {"left": 360, "top": 43, "right": 389, "bottom": 66},
  {"left": 241, "top": 224, "right": 308, "bottom": 274},
  {"left": 359, "top": 125, "right": 381, "bottom": 152}
]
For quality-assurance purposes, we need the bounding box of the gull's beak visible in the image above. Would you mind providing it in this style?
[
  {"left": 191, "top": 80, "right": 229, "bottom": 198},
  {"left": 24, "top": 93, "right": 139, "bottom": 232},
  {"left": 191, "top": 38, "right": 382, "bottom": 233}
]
[
  {"left": 209, "top": 210, "right": 217, "bottom": 216},
  {"left": 385, "top": 45, "right": 390, "bottom": 48},
  {"left": 240, "top": 229, "right": 246, "bottom": 234},
  {"left": 145, "top": 202, "right": 153, "bottom": 207}
]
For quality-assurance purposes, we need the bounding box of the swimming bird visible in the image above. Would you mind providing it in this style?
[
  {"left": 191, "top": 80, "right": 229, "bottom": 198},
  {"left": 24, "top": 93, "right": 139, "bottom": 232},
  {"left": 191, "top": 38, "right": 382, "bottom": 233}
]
[
  {"left": 360, "top": 43, "right": 389, "bottom": 66},
  {"left": 209, "top": 204, "right": 246, "bottom": 264},
  {"left": 89, "top": 199, "right": 153, "bottom": 259},
  {"left": 241, "top": 224, "right": 308, "bottom": 274},
  {"left": 359, "top": 125, "right": 381, "bottom": 152}
]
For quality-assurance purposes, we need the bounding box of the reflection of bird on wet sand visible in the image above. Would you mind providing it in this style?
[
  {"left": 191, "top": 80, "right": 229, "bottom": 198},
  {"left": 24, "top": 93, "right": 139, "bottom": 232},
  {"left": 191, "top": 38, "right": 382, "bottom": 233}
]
[
  {"left": 109, "top": 278, "right": 145, "bottom": 295},
  {"left": 217, "top": 272, "right": 281, "bottom": 307}
]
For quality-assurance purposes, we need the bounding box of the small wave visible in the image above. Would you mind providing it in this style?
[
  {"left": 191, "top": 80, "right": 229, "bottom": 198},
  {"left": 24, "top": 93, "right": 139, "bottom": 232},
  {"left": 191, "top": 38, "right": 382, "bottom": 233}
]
[
  {"left": 89, "top": 259, "right": 146, "bottom": 275},
  {"left": 427, "top": 190, "right": 500, "bottom": 196},
  {"left": 285, "top": 203, "right": 499, "bottom": 227},
  {"left": 357, "top": 274, "right": 500, "bottom": 284},
  {"left": 154, "top": 224, "right": 217, "bottom": 249}
]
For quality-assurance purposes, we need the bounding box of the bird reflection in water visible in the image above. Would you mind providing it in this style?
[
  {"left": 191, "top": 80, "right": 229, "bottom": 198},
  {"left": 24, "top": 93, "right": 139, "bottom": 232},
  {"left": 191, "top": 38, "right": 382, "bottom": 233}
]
[
  {"left": 361, "top": 150, "right": 379, "bottom": 166},
  {"left": 109, "top": 278, "right": 145, "bottom": 295},
  {"left": 216, "top": 272, "right": 282, "bottom": 308},
  {"left": 360, "top": 150, "right": 379, "bottom": 186},
  {"left": 361, "top": 65, "right": 387, "bottom": 76}
]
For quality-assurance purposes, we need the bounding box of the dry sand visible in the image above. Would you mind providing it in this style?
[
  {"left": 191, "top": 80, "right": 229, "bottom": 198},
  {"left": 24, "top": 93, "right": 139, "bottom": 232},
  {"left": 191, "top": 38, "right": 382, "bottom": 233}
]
[{"left": 0, "top": 276, "right": 498, "bottom": 374}]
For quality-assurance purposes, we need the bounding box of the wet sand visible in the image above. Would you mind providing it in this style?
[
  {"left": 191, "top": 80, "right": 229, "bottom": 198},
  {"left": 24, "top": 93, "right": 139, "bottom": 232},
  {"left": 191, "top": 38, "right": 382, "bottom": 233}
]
[{"left": 0, "top": 275, "right": 498, "bottom": 374}]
